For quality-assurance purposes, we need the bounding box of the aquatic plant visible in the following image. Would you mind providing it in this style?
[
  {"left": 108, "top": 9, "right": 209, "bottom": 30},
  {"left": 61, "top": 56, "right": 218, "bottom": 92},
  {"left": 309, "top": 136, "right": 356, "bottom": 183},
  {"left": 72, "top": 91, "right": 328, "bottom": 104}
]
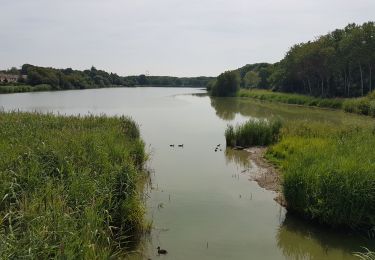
[
  {"left": 225, "top": 119, "right": 282, "bottom": 147},
  {"left": 267, "top": 121, "right": 375, "bottom": 229},
  {"left": 0, "top": 112, "right": 147, "bottom": 259}
]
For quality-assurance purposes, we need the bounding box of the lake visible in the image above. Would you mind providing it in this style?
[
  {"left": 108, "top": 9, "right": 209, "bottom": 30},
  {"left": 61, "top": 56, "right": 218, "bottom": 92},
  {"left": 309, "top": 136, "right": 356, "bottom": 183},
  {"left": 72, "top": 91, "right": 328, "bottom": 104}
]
[{"left": 0, "top": 87, "right": 374, "bottom": 259}]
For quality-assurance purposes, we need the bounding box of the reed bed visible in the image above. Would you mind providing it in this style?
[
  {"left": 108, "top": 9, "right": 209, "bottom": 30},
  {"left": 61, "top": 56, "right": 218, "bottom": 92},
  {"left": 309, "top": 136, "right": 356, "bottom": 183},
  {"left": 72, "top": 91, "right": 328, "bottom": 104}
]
[
  {"left": 0, "top": 112, "right": 147, "bottom": 259},
  {"left": 225, "top": 119, "right": 282, "bottom": 147},
  {"left": 266, "top": 121, "right": 375, "bottom": 230}
]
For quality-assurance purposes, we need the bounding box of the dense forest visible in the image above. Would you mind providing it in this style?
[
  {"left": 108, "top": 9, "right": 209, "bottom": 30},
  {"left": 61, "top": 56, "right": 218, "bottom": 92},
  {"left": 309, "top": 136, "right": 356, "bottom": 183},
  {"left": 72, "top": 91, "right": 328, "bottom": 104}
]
[
  {"left": 0, "top": 64, "right": 212, "bottom": 90},
  {"left": 220, "top": 22, "right": 375, "bottom": 98}
]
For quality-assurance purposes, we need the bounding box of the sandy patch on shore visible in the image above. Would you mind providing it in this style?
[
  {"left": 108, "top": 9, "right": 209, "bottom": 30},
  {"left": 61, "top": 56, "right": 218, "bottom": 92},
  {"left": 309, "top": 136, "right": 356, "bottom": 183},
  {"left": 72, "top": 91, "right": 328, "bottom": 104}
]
[{"left": 243, "top": 147, "right": 286, "bottom": 206}]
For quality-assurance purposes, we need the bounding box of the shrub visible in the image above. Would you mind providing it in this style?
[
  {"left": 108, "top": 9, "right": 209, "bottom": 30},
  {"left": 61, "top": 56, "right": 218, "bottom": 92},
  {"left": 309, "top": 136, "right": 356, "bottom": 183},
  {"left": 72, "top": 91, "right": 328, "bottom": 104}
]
[{"left": 211, "top": 71, "right": 240, "bottom": 97}]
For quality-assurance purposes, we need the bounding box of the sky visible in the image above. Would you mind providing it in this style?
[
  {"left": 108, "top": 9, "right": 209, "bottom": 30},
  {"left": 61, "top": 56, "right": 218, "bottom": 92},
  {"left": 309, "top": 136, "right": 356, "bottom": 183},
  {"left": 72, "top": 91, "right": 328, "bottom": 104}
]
[{"left": 0, "top": 0, "right": 374, "bottom": 77}]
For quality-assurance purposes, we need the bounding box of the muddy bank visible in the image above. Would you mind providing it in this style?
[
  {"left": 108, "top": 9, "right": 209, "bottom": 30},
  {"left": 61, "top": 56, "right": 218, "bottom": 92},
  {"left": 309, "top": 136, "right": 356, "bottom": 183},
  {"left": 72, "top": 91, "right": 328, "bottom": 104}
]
[{"left": 243, "top": 147, "right": 286, "bottom": 206}]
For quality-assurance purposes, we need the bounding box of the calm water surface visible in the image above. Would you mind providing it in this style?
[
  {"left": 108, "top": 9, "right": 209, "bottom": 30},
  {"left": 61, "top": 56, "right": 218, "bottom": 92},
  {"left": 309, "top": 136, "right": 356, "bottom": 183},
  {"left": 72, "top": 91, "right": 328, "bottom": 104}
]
[{"left": 0, "top": 87, "right": 374, "bottom": 260}]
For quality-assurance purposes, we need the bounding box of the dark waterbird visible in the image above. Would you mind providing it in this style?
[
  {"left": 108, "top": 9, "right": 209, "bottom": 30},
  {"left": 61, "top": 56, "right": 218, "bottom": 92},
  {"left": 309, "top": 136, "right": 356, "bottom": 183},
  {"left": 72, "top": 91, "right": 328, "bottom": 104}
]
[
  {"left": 169, "top": 144, "right": 175, "bottom": 147},
  {"left": 157, "top": 246, "right": 168, "bottom": 255},
  {"left": 178, "top": 144, "right": 184, "bottom": 147}
]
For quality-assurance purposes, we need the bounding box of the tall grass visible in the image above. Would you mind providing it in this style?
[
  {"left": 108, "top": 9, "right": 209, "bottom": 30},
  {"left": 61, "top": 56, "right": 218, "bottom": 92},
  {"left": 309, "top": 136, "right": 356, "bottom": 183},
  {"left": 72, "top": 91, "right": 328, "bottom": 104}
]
[
  {"left": 343, "top": 93, "right": 375, "bottom": 117},
  {"left": 0, "top": 112, "right": 147, "bottom": 259},
  {"left": 225, "top": 119, "right": 282, "bottom": 147},
  {"left": 239, "top": 89, "right": 344, "bottom": 109},
  {"left": 266, "top": 121, "right": 375, "bottom": 230}
]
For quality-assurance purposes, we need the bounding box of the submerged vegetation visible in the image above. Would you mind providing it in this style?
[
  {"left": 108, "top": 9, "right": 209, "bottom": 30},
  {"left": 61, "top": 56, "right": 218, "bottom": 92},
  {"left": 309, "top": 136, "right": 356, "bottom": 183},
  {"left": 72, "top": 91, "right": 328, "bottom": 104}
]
[
  {"left": 266, "top": 121, "right": 375, "bottom": 230},
  {"left": 0, "top": 112, "right": 147, "bottom": 259},
  {"left": 225, "top": 119, "right": 282, "bottom": 147}
]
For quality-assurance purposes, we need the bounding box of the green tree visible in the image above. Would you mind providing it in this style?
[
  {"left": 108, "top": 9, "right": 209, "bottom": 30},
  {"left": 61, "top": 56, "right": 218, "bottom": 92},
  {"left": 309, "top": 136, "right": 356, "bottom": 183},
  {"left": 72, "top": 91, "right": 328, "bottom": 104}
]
[
  {"left": 244, "top": 71, "right": 261, "bottom": 89},
  {"left": 210, "top": 71, "right": 239, "bottom": 97},
  {"left": 137, "top": 74, "right": 148, "bottom": 85}
]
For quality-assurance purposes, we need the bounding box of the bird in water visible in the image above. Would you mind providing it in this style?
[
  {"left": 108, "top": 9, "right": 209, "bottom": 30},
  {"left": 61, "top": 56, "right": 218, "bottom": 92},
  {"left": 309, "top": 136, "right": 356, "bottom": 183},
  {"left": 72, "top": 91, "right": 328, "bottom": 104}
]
[
  {"left": 169, "top": 144, "right": 174, "bottom": 147},
  {"left": 178, "top": 144, "right": 184, "bottom": 147},
  {"left": 157, "top": 246, "right": 168, "bottom": 255}
]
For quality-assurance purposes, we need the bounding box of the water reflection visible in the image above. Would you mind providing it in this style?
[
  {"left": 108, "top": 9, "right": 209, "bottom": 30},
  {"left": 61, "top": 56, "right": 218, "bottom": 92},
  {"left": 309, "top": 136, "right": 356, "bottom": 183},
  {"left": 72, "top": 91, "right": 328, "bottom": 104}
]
[
  {"left": 210, "top": 97, "right": 240, "bottom": 120},
  {"left": 224, "top": 148, "right": 251, "bottom": 168},
  {"left": 277, "top": 213, "right": 375, "bottom": 260}
]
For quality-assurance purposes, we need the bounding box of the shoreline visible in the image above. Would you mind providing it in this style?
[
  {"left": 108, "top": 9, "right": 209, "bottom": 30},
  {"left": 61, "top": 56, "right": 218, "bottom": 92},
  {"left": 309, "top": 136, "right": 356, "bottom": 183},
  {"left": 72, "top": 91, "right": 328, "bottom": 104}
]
[{"left": 243, "top": 147, "right": 286, "bottom": 207}]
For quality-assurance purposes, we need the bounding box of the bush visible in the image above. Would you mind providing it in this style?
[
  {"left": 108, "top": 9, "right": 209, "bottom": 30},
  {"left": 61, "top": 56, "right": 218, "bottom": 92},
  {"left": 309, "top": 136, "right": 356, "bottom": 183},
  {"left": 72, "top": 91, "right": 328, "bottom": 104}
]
[
  {"left": 225, "top": 119, "right": 282, "bottom": 147},
  {"left": 210, "top": 71, "right": 240, "bottom": 97}
]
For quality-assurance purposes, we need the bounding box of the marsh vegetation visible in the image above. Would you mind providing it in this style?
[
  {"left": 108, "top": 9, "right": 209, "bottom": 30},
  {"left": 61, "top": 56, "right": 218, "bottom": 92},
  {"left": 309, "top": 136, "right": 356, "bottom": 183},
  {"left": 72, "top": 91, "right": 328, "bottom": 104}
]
[
  {"left": 0, "top": 112, "right": 147, "bottom": 259},
  {"left": 225, "top": 119, "right": 282, "bottom": 147},
  {"left": 266, "top": 121, "right": 375, "bottom": 230}
]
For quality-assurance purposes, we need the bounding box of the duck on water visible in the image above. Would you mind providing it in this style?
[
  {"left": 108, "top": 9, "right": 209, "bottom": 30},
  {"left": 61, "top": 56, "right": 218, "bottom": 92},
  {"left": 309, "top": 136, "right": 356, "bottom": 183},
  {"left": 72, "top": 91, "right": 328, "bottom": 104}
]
[{"left": 157, "top": 246, "right": 168, "bottom": 255}]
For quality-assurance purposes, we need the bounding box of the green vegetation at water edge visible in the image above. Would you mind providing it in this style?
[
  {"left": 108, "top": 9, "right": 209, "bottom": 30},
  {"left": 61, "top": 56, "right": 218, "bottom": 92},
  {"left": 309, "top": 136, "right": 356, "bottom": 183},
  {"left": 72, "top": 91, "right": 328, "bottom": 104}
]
[
  {"left": 343, "top": 91, "right": 375, "bottom": 116},
  {"left": 209, "top": 71, "right": 240, "bottom": 97},
  {"left": 225, "top": 119, "right": 282, "bottom": 147},
  {"left": 0, "top": 112, "right": 148, "bottom": 259},
  {"left": 0, "top": 84, "right": 53, "bottom": 94},
  {"left": 1, "top": 64, "right": 213, "bottom": 93},
  {"left": 125, "top": 74, "right": 214, "bottom": 87},
  {"left": 238, "top": 89, "right": 344, "bottom": 109},
  {"left": 239, "top": 88, "right": 375, "bottom": 117},
  {"left": 266, "top": 121, "right": 375, "bottom": 230}
]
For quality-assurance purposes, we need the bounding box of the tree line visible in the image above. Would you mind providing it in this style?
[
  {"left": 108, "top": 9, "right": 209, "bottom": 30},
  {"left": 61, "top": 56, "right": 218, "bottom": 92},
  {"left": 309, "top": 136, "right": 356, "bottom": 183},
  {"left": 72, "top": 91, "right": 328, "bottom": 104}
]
[
  {"left": 211, "top": 22, "right": 375, "bottom": 98},
  {"left": 124, "top": 75, "right": 214, "bottom": 87},
  {"left": 1, "top": 64, "right": 213, "bottom": 90}
]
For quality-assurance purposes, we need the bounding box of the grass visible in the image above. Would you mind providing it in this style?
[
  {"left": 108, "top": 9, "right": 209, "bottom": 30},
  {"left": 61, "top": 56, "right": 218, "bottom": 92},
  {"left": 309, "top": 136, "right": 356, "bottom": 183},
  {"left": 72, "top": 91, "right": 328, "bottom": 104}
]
[
  {"left": 225, "top": 119, "right": 282, "bottom": 147},
  {"left": 239, "top": 88, "right": 375, "bottom": 118},
  {"left": 239, "top": 89, "right": 344, "bottom": 109},
  {"left": 0, "top": 112, "right": 148, "bottom": 259},
  {"left": 343, "top": 91, "right": 375, "bottom": 117},
  {"left": 266, "top": 120, "right": 375, "bottom": 230}
]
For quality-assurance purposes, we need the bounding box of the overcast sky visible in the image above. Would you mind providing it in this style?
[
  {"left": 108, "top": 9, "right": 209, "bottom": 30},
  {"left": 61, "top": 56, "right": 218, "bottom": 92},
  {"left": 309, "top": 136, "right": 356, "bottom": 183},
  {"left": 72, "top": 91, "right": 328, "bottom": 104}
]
[{"left": 0, "top": 0, "right": 374, "bottom": 77}]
